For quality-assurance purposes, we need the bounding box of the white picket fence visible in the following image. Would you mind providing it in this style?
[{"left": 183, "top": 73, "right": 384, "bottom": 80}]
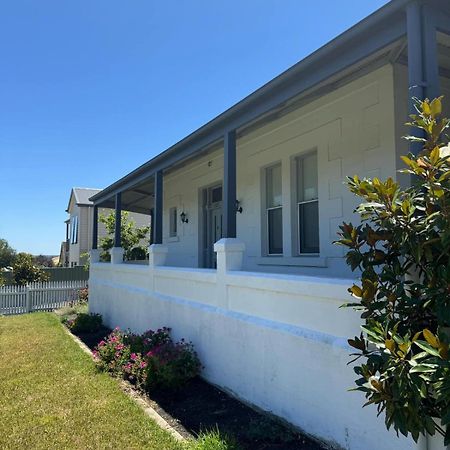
[{"left": 0, "top": 280, "right": 87, "bottom": 315}]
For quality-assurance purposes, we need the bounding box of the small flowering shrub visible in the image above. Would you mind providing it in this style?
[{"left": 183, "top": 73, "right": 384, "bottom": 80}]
[
  {"left": 94, "top": 327, "right": 201, "bottom": 391},
  {"left": 125, "top": 327, "right": 171, "bottom": 354},
  {"left": 122, "top": 352, "right": 148, "bottom": 390},
  {"left": 145, "top": 339, "right": 202, "bottom": 390},
  {"left": 65, "top": 313, "right": 102, "bottom": 334},
  {"left": 94, "top": 327, "right": 131, "bottom": 375}
]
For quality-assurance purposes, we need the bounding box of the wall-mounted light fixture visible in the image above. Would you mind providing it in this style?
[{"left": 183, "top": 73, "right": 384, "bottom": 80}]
[
  {"left": 180, "top": 211, "right": 189, "bottom": 223},
  {"left": 236, "top": 200, "right": 243, "bottom": 214}
]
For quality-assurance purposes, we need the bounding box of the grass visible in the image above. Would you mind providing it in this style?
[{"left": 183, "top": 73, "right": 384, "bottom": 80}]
[
  {"left": 188, "top": 429, "right": 240, "bottom": 450},
  {"left": 0, "top": 313, "right": 183, "bottom": 450}
]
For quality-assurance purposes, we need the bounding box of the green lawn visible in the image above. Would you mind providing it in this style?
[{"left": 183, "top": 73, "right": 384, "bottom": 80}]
[{"left": 0, "top": 313, "right": 183, "bottom": 450}]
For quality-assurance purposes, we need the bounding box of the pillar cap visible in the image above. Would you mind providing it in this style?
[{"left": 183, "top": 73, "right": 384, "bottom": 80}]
[
  {"left": 148, "top": 244, "right": 168, "bottom": 254},
  {"left": 214, "top": 238, "right": 245, "bottom": 253}
]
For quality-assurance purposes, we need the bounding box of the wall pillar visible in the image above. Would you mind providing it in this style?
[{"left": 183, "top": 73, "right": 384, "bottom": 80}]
[
  {"left": 111, "top": 193, "right": 124, "bottom": 264},
  {"left": 214, "top": 238, "right": 245, "bottom": 274},
  {"left": 148, "top": 244, "right": 168, "bottom": 268},
  {"left": 223, "top": 130, "right": 237, "bottom": 238},
  {"left": 90, "top": 206, "right": 100, "bottom": 263},
  {"left": 406, "top": 1, "right": 440, "bottom": 156},
  {"left": 92, "top": 205, "right": 98, "bottom": 249},
  {"left": 154, "top": 171, "right": 163, "bottom": 244},
  {"left": 149, "top": 208, "right": 154, "bottom": 245}
]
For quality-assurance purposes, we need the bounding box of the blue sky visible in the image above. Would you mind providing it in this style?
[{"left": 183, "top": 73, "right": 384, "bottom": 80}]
[{"left": 0, "top": 0, "right": 389, "bottom": 255}]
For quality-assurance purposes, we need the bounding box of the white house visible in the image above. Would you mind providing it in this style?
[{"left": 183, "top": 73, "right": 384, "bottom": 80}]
[{"left": 88, "top": 1, "right": 450, "bottom": 449}]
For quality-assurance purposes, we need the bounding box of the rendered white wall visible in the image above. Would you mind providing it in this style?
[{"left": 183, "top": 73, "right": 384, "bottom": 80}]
[
  {"left": 160, "top": 64, "right": 398, "bottom": 277},
  {"left": 89, "top": 262, "right": 419, "bottom": 450}
]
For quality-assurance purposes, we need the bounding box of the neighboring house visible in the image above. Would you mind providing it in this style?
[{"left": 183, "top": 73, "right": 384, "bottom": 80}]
[
  {"left": 62, "top": 187, "right": 150, "bottom": 267},
  {"left": 88, "top": 1, "right": 450, "bottom": 449}
]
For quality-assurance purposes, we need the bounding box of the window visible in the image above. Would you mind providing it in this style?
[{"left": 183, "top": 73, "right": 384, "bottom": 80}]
[
  {"left": 266, "top": 164, "right": 283, "bottom": 255},
  {"left": 71, "top": 216, "right": 78, "bottom": 244},
  {"left": 296, "top": 152, "right": 319, "bottom": 254},
  {"left": 211, "top": 186, "right": 222, "bottom": 203},
  {"left": 169, "top": 207, "right": 177, "bottom": 238}
]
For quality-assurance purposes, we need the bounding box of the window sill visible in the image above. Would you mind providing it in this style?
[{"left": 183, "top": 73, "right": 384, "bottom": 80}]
[
  {"left": 168, "top": 236, "right": 179, "bottom": 243},
  {"left": 256, "top": 256, "right": 327, "bottom": 268}
]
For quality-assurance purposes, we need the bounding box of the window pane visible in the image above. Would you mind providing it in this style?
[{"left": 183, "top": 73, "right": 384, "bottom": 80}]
[
  {"left": 268, "top": 207, "right": 283, "bottom": 254},
  {"left": 74, "top": 216, "right": 78, "bottom": 244},
  {"left": 169, "top": 208, "right": 177, "bottom": 237},
  {"left": 297, "top": 153, "right": 318, "bottom": 202},
  {"left": 212, "top": 187, "right": 222, "bottom": 203},
  {"left": 266, "top": 164, "right": 282, "bottom": 208},
  {"left": 299, "top": 201, "right": 319, "bottom": 253}
]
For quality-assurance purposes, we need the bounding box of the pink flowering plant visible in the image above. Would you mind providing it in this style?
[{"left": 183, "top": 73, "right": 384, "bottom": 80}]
[
  {"left": 122, "top": 352, "right": 148, "bottom": 390},
  {"left": 93, "top": 327, "right": 131, "bottom": 375},
  {"left": 93, "top": 326, "right": 201, "bottom": 391},
  {"left": 145, "top": 339, "right": 202, "bottom": 390},
  {"left": 124, "top": 327, "right": 171, "bottom": 354}
]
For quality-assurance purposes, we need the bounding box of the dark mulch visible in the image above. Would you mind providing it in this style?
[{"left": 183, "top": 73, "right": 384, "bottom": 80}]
[
  {"left": 75, "top": 325, "right": 111, "bottom": 349},
  {"left": 149, "top": 378, "right": 325, "bottom": 450},
  {"left": 72, "top": 327, "right": 325, "bottom": 450}
]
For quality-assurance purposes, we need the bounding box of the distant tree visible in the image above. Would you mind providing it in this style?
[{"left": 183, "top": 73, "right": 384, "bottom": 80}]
[
  {"left": 99, "top": 211, "right": 150, "bottom": 262},
  {"left": 13, "top": 253, "right": 49, "bottom": 286},
  {"left": 0, "top": 238, "right": 16, "bottom": 269},
  {"left": 33, "top": 254, "right": 54, "bottom": 268}
]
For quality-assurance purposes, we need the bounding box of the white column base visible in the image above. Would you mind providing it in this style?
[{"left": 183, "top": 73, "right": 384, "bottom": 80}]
[
  {"left": 90, "top": 249, "right": 100, "bottom": 263},
  {"left": 110, "top": 247, "right": 124, "bottom": 264},
  {"left": 148, "top": 244, "right": 168, "bottom": 268},
  {"left": 214, "top": 238, "right": 245, "bottom": 274}
]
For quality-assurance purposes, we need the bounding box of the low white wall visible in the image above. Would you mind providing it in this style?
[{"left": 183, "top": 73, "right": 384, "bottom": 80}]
[{"left": 89, "top": 263, "right": 418, "bottom": 450}]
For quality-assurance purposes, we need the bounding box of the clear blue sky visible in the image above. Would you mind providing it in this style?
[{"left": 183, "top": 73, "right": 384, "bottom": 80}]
[{"left": 0, "top": 0, "right": 389, "bottom": 255}]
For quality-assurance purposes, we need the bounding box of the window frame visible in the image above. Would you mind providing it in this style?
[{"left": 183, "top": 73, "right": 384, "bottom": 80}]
[
  {"left": 71, "top": 216, "right": 78, "bottom": 245},
  {"left": 264, "top": 163, "right": 283, "bottom": 256},
  {"left": 295, "top": 151, "right": 319, "bottom": 255},
  {"left": 169, "top": 207, "right": 178, "bottom": 238}
]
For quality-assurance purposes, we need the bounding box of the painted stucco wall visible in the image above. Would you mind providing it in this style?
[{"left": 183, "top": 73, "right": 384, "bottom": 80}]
[
  {"left": 160, "top": 64, "right": 398, "bottom": 277},
  {"left": 89, "top": 262, "right": 420, "bottom": 450}
]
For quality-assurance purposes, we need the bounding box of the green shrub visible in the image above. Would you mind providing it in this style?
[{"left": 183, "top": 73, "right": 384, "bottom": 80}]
[
  {"left": 66, "top": 313, "right": 102, "bottom": 334},
  {"left": 94, "top": 327, "right": 201, "bottom": 391},
  {"left": 125, "top": 327, "right": 172, "bottom": 354},
  {"left": 336, "top": 97, "right": 450, "bottom": 443},
  {"left": 93, "top": 327, "right": 131, "bottom": 375},
  {"left": 145, "top": 339, "right": 201, "bottom": 391}
]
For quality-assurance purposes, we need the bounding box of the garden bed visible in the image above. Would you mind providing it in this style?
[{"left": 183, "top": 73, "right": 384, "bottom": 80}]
[{"left": 67, "top": 318, "right": 325, "bottom": 450}]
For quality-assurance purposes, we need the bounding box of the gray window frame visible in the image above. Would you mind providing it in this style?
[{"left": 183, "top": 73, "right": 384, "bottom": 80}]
[
  {"left": 296, "top": 151, "right": 319, "bottom": 255},
  {"left": 264, "top": 163, "right": 283, "bottom": 256},
  {"left": 169, "top": 207, "right": 177, "bottom": 238}
]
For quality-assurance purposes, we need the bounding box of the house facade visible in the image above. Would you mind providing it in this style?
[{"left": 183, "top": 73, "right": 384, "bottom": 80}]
[
  {"left": 88, "top": 1, "right": 450, "bottom": 449},
  {"left": 62, "top": 187, "right": 149, "bottom": 266}
]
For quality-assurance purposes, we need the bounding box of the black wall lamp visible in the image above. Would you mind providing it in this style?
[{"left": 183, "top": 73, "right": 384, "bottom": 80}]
[
  {"left": 180, "top": 211, "right": 189, "bottom": 223},
  {"left": 236, "top": 200, "right": 243, "bottom": 214}
]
